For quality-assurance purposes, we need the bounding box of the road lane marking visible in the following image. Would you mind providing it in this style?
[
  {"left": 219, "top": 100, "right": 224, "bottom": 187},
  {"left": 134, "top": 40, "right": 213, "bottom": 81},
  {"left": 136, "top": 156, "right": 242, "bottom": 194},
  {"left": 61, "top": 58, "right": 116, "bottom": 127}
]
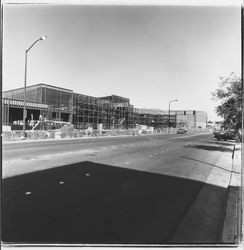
[
  {"left": 59, "top": 181, "right": 64, "bottom": 184},
  {"left": 25, "top": 192, "right": 31, "bottom": 195}
]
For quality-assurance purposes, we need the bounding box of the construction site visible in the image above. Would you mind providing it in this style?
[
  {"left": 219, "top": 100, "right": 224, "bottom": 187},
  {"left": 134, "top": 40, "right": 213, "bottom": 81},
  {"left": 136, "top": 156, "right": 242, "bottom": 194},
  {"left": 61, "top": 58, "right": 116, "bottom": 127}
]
[{"left": 2, "top": 83, "right": 207, "bottom": 132}]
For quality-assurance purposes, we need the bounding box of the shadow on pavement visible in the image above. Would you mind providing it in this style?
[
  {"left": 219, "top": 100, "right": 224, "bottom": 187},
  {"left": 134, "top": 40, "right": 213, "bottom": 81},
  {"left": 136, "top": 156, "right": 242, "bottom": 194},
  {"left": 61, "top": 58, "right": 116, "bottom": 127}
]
[
  {"left": 2, "top": 161, "right": 226, "bottom": 244},
  {"left": 208, "top": 140, "right": 235, "bottom": 147},
  {"left": 185, "top": 144, "right": 233, "bottom": 152}
]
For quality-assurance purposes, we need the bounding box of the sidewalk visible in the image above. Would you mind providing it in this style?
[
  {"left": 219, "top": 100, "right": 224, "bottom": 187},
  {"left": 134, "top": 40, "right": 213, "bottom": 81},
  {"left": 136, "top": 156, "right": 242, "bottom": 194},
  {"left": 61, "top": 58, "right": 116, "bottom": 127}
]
[
  {"left": 221, "top": 144, "right": 242, "bottom": 244},
  {"left": 169, "top": 143, "right": 242, "bottom": 244}
]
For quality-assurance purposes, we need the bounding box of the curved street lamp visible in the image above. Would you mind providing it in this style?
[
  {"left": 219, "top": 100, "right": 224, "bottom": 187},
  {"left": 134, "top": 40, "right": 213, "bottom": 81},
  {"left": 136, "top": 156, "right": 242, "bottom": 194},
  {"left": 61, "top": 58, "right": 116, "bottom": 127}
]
[
  {"left": 22, "top": 35, "right": 47, "bottom": 138},
  {"left": 168, "top": 99, "right": 178, "bottom": 133}
]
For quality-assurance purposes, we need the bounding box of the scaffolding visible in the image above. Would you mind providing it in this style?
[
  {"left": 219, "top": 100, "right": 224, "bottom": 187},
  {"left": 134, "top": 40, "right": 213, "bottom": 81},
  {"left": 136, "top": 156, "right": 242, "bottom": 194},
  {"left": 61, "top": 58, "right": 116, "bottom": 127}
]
[
  {"left": 133, "top": 109, "right": 176, "bottom": 128},
  {"left": 100, "top": 95, "right": 134, "bottom": 129},
  {"left": 2, "top": 84, "right": 208, "bottom": 131},
  {"left": 73, "top": 94, "right": 134, "bottom": 129}
]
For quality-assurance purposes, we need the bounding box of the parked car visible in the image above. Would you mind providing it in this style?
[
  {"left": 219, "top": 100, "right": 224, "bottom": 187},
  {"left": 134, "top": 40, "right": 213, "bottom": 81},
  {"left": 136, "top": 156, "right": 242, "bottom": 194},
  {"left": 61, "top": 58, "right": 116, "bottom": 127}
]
[
  {"left": 177, "top": 128, "right": 187, "bottom": 134},
  {"left": 214, "top": 130, "right": 241, "bottom": 142},
  {"left": 213, "top": 130, "right": 221, "bottom": 136}
]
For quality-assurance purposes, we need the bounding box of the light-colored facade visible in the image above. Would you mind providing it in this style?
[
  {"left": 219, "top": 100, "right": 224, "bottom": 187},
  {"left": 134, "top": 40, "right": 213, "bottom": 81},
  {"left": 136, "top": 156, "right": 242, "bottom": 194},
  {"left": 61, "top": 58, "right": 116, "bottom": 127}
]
[{"left": 175, "top": 110, "right": 208, "bottom": 129}]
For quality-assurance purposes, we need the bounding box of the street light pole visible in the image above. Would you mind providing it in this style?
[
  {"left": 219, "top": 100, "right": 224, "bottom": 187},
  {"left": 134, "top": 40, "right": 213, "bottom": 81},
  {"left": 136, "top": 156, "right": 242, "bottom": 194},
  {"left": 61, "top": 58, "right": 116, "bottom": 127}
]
[
  {"left": 22, "top": 35, "right": 47, "bottom": 138},
  {"left": 23, "top": 50, "right": 28, "bottom": 138},
  {"left": 168, "top": 99, "right": 178, "bottom": 133}
]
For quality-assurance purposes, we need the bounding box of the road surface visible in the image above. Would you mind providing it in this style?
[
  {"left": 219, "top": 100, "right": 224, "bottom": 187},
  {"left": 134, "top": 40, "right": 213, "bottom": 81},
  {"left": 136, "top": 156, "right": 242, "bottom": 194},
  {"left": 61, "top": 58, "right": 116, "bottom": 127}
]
[{"left": 2, "top": 132, "right": 238, "bottom": 244}]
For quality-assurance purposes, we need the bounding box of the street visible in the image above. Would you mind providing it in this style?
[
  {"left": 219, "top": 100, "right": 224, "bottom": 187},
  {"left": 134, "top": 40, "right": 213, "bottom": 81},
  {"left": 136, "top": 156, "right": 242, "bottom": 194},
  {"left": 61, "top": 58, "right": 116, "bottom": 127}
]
[{"left": 2, "top": 132, "right": 239, "bottom": 244}]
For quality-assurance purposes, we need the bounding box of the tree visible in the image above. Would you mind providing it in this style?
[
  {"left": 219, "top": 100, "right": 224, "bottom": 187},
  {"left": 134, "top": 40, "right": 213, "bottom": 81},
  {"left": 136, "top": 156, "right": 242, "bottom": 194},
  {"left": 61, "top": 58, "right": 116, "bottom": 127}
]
[{"left": 212, "top": 73, "right": 242, "bottom": 131}]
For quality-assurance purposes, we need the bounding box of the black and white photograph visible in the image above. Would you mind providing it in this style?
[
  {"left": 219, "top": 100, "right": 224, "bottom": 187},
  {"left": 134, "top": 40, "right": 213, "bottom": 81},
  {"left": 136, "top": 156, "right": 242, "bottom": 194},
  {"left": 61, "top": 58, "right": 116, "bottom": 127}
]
[{"left": 1, "top": 0, "right": 243, "bottom": 247}]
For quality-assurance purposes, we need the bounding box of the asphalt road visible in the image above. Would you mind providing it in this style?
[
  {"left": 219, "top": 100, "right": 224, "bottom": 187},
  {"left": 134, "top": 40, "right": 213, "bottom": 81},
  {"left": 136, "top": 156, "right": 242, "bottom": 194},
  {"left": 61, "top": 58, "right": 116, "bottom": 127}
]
[{"left": 2, "top": 132, "right": 237, "bottom": 244}]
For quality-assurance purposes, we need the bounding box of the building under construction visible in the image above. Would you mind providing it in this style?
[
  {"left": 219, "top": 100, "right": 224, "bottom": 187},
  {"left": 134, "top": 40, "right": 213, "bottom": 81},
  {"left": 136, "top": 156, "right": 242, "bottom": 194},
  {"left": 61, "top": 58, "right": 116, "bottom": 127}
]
[
  {"left": 2, "top": 83, "right": 207, "bottom": 131},
  {"left": 73, "top": 93, "right": 134, "bottom": 129}
]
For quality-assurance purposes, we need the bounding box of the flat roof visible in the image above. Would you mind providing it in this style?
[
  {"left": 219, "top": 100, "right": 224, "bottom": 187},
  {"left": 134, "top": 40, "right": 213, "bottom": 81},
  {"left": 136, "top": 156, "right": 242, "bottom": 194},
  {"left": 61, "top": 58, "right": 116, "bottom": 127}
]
[{"left": 3, "top": 83, "right": 73, "bottom": 94}]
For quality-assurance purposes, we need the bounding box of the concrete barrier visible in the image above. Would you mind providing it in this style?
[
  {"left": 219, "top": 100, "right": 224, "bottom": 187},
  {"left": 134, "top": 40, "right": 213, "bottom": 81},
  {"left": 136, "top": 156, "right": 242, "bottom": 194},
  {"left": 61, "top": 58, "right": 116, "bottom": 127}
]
[{"left": 2, "top": 126, "right": 11, "bottom": 131}]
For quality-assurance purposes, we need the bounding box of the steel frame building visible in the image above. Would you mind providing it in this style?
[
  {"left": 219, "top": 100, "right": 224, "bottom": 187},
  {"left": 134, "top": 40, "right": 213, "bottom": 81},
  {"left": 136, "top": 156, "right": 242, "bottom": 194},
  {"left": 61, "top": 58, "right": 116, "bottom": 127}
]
[{"left": 2, "top": 83, "right": 207, "bottom": 130}]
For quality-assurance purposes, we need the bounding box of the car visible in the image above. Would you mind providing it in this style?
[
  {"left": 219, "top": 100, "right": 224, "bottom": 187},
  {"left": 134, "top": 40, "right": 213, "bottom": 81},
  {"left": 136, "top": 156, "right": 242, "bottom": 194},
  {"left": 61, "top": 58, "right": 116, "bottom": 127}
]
[
  {"left": 214, "top": 130, "right": 241, "bottom": 142},
  {"left": 213, "top": 130, "right": 221, "bottom": 136},
  {"left": 177, "top": 128, "right": 187, "bottom": 134}
]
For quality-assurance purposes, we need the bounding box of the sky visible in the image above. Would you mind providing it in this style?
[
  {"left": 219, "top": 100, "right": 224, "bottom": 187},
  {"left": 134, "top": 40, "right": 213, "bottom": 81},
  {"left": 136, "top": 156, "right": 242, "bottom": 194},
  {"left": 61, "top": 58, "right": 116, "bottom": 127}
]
[{"left": 2, "top": 1, "right": 241, "bottom": 121}]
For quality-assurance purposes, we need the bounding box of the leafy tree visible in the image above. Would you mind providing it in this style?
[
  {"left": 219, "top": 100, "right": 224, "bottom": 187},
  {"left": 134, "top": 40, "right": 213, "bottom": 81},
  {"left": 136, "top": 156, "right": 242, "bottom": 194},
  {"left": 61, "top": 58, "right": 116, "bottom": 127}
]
[{"left": 212, "top": 72, "right": 242, "bottom": 131}]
